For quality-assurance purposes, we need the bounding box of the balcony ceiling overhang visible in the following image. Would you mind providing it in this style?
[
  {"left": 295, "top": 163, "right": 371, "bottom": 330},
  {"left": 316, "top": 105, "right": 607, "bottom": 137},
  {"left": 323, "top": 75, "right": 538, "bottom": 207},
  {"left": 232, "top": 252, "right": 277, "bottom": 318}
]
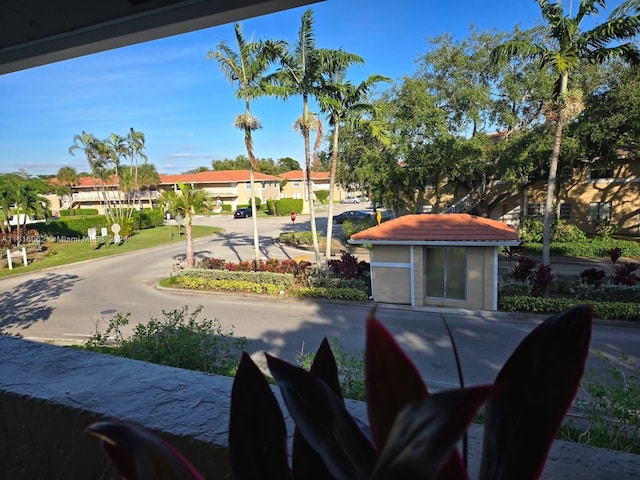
[{"left": 0, "top": 0, "right": 319, "bottom": 75}]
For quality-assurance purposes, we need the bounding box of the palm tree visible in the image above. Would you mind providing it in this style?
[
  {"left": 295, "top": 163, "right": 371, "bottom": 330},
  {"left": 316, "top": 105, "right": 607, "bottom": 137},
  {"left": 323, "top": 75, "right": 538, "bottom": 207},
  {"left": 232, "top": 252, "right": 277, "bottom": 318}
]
[
  {"left": 210, "top": 23, "right": 281, "bottom": 267},
  {"left": 56, "top": 166, "right": 79, "bottom": 214},
  {"left": 158, "top": 183, "right": 212, "bottom": 268},
  {"left": 10, "top": 177, "right": 50, "bottom": 238},
  {"left": 264, "top": 9, "right": 363, "bottom": 265},
  {"left": 137, "top": 163, "right": 161, "bottom": 208},
  {"left": 318, "top": 72, "right": 390, "bottom": 263},
  {"left": 492, "top": 0, "right": 640, "bottom": 267}
]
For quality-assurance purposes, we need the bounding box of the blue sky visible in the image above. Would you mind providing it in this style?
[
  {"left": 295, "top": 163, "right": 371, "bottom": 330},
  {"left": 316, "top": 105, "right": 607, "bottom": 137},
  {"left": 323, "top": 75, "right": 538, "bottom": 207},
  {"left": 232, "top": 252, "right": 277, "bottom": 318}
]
[{"left": 0, "top": 0, "right": 625, "bottom": 175}]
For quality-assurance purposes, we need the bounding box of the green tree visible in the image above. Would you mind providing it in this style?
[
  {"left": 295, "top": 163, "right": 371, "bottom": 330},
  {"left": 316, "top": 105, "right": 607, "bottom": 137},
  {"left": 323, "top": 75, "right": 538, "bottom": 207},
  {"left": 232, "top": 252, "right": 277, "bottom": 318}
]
[
  {"left": 55, "top": 166, "right": 79, "bottom": 215},
  {"left": 158, "top": 183, "right": 212, "bottom": 268},
  {"left": 7, "top": 175, "right": 51, "bottom": 238},
  {"left": 210, "top": 23, "right": 281, "bottom": 266},
  {"left": 137, "top": 163, "right": 161, "bottom": 208},
  {"left": 276, "top": 157, "right": 301, "bottom": 172},
  {"left": 264, "top": 9, "right": 363, "bottom": 265},
  {"left": 492, "top": 0, "right": 640, "bottom": 268},
  {"left": 319, "top": 70, "right": 389, "bottom": 262}
]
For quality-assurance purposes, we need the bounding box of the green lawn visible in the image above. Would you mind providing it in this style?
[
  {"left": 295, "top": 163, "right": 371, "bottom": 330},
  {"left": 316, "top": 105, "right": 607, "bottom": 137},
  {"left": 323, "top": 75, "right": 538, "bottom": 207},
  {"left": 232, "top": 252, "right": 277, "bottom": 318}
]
[{"left": 0, "top": 225, "right": 221, "bottom": 278}]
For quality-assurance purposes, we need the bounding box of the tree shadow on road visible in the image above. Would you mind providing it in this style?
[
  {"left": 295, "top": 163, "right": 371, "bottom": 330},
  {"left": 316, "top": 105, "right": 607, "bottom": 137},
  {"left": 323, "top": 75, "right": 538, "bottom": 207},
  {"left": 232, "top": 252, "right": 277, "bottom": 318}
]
[{"left": 0, "top": 273, "right": 83, "bottom": 335}]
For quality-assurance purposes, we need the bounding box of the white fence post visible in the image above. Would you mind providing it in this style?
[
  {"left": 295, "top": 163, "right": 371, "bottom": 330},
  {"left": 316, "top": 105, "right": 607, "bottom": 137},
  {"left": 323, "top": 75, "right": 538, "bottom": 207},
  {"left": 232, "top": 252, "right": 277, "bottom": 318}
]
[
  {"left": 22, "top": 247, "right": 27, "bottom": 266},
  {"left": 6, "top": 249, "right": 12, "bottom": 270}
]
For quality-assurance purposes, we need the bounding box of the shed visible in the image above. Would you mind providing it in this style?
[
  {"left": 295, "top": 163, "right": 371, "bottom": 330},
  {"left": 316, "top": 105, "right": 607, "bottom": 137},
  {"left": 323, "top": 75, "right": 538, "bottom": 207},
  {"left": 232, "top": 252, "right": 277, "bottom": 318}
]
[{"left": 348, "top": 214, "right": 520, "bottom": 310}]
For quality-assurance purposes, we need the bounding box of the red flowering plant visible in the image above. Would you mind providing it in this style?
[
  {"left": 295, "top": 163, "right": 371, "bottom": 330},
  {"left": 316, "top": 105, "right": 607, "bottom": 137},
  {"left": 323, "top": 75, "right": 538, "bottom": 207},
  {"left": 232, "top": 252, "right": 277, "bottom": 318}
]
[{"left": 87, "top": 306, "right": 592, "bottom": 480}]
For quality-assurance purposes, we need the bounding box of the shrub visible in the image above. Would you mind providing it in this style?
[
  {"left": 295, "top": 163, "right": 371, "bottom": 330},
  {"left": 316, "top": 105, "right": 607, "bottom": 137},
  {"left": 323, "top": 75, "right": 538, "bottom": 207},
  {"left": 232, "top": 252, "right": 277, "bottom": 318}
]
[
  {"left": 296, "top": 338, "right": 365, "bottom": 401},
  {"left": 132, "top": 208, "right": 164, "bottom": 230},
  {"left": 580, "top": 268, "right": 607, "bottom": 287},
  {"left": 175, "top": 276, "right": 284, "bottom": 295},
  {"left": 499, "top": 295, "right": 640, "bottom": 321},
  {"left": 518, "top": 217, "right": 544, "bottom": 243},
  {"left": 275, "top": 198, "right": 303, "bottom": 216},
  {"left": 315, "top": 189, "right": 329, "bottom": 203},
  {"left": 33, "top": 215, "right": 108, "bottom": 237},
  {"left": 612, "top": 262, "right": 640, "bottom": 285},
  {"left": 342, "top": 218, "right": 376, "bottom": 239},
  {"left": 328, "top": 251, "right": 369, "bottom": 280},
  {"left": 561, "top": 352, "right": 640, "bottom": 453},
  {"left": 266, "top": 199, "right": 277, "bottom": 215},
  {"left": 571, "top": 283, "right": 640, "bottom": 303},
  {"left": 511, "top": 256, "right": 537, "bottom": 282},
  {"left": 178, "top": 268, "right": 295, "bottom": 288},
  {"left": 253, "top": 197, "right": 261, "bottom": 210},
  {"left": 278, "top": 231, "right": 321, "bottom": 246},
  {"left": 307, "top": 274, "right": 368, "bottom": 292},
  {"left": 221, "top": 204, "right": 232, "bottom": 212},
  {"left": 594, "top": 218, "right": 619, "bottom": 238},
  {"left": 609, "top": 247, "right": 623, "bottom": 264},
  {"left": 82, "top": 306, "right": 248, "bottom": 376},
  {"left": 532, "top": 264, "right": 553, "bottom": 296},
  {"left": 499, "top": 281, "right": 531, "bottom": 296},
  {"left": 58, "top": 208, "right": 99, "bottom": 216},
  {"left": 551, "top": 221, "right": 587, "bottom": 243},
  {"left": 197, "top": 257, "right": 227, "bottom": 270},
  {"left": 550, "top": 274, "right": 581, "bottom": 294},
  {"left": 293, "top": 286, "right": 369, "bottom": 301}
]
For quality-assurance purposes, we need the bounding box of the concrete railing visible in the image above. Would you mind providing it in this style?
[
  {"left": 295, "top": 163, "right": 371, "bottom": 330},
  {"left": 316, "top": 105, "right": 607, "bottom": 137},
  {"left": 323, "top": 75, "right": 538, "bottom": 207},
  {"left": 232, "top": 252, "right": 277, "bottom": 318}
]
[{"left": 1, "top": 336, "right": 639, "bottom": 479}]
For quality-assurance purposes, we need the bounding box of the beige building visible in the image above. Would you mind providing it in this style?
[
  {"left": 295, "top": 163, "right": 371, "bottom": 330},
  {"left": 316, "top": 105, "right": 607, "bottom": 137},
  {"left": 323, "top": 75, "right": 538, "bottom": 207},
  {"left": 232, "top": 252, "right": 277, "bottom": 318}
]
[
  {"left": 278, "top": 170, "right": 344, "bottom": 201},
  {"left": 419, "top": 155, "right": 640, "bottom": 237},
  {"left": 349, "top": 214, "right": 520, "bottom": 310},
  {"left": 159, "top": 170, "right": 281, "bottom": 210}
]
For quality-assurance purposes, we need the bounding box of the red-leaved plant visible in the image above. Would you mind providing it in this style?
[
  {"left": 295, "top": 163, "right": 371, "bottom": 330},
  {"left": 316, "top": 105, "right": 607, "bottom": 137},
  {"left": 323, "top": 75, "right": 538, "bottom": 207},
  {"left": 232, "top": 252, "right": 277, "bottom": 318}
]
[{"left": 87, "top": 305, "right": 593, "bottom": 479}]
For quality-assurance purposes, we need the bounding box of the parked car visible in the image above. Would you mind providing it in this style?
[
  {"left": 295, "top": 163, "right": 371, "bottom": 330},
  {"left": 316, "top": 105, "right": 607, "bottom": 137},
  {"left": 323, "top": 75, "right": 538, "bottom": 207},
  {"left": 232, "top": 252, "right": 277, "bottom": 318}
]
[
  {"left": 333, "top": 210, "right": 372, "bottom": 224},
  {"left": 234, "top": 207, "right": 252, "bottom": 218},
  {"left": 341, "top": 196, "right": 361, "bottom": 204}
]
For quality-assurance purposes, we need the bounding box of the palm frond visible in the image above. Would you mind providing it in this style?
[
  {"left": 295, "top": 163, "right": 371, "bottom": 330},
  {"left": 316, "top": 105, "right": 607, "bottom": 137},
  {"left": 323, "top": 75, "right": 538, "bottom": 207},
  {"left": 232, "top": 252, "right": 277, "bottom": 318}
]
[
  {"left": 610, "top": 0, "right": 640, "bottom": 17},
  {"left": 234, "top": 113, "right": 262, "bottom": 131},
  {"left": 491, "top": 41, "right": 548, "bottom": 64},
  {"left": 576, "top": 0, "right": 605, "bottom": 24}
]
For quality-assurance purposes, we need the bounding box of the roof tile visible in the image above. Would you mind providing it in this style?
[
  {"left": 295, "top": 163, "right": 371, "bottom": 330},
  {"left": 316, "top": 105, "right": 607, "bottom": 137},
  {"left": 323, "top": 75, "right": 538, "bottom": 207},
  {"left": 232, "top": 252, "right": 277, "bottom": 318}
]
[{"left": 350, "top": 213, "right": 519, "bottom": 243}]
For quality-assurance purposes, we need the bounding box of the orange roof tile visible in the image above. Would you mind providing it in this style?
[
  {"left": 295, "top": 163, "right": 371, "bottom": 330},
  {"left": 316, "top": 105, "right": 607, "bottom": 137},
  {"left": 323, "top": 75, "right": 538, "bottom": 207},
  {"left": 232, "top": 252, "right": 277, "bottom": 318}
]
[
  {"left": 279, "top": 170, "right": 330, "bottom": 181},
  {"left": 160, "top": 170, "right": 281, "bottom": 184},
  {"left": 350, "top": 214, "right": 519, "bottom": 245}
]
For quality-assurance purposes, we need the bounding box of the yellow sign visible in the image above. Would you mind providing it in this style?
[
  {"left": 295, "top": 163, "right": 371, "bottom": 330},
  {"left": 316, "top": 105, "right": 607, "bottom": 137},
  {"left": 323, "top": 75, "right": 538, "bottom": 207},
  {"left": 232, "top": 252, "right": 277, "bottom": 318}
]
[{"left": 376, "top": 211, "right": 382, "bottom": 225}]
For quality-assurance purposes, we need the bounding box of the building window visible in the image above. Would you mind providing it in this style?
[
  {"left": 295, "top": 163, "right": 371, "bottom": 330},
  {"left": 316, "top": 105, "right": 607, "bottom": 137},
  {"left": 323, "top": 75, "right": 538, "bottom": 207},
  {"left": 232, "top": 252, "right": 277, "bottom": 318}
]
[
  {"left": 425, "top": 247, "right": 466, "bottom": 300},
  {"left": 526, "top": 203, "right": 544, "bottom": 217},
  {"left": 589, "top": 202, "right": 612, "bottom": 222},
  {"left": 588, "top": 167, "right": 614, "bottom": 180},
  {"left": 559, "top": 203, "right": 571, "bottom": 220},
  {"left": 244, "top": 182, "right": 251, "bottom": 189}
]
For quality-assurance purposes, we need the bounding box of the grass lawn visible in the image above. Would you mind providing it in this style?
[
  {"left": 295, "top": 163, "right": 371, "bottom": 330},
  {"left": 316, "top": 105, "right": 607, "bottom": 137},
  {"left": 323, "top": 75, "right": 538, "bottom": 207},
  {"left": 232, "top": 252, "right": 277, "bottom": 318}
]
[{"left": 0, "top": 225, "right": 221, "bottom": 279}]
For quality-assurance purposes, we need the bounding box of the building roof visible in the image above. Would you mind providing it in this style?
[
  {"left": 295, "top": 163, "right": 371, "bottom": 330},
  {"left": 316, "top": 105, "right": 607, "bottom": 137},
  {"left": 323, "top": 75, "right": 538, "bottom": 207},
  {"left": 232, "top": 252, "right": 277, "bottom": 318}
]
[
  {"left": 279, "top": 170, "right": 330, "bottom": 181},
  {"left": 160, "top": 170, "right": 281, "bottom": 184},
  {"left": 349, "top": 213, "right": 520, "bottom": 246}
]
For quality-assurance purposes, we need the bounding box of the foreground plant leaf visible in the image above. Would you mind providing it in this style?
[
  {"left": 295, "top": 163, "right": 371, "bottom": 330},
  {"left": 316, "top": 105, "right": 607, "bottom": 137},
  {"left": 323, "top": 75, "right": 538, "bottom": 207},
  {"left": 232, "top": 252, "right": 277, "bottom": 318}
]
[
  {"left": 267, "top": 353, "right": 377, "bottom": 480},
  {"left": 371, "top": 385, "right": 493, "bottom": 480},
  {"left": 479, "top": 305, "right": 593, "bottom": 480},
  {"left": 292, "top": 338, "right": 343, "bottom": 479},
  {"left": 229, "top": 352, "right": 290, "bottom": 480},
  {"left": 366, "top": 314, "right": 468, "bottom": 479},
  {"left": 86, "top": 420, "right": 204, "bottom": 480}
]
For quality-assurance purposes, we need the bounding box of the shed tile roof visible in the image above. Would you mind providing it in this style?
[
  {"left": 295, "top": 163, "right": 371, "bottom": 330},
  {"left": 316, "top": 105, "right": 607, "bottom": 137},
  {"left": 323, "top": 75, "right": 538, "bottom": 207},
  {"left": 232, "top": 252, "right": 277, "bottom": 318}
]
[{"left": 350, "top": 214, "right": 519, "bottom": 244}]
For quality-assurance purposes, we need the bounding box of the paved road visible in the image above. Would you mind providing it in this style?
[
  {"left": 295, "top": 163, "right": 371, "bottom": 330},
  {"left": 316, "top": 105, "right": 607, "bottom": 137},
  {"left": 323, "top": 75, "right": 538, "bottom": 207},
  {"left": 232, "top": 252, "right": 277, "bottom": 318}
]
[{"left": 1, "top": 206, "right": 638, "bottom": 391}]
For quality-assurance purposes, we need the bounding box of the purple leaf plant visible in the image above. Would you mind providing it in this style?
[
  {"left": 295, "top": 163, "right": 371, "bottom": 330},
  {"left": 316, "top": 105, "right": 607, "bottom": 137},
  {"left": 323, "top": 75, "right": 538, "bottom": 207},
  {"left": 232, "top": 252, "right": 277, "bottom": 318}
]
[{"left": 87, "top": 306, "right": 593, "bottom": 480}]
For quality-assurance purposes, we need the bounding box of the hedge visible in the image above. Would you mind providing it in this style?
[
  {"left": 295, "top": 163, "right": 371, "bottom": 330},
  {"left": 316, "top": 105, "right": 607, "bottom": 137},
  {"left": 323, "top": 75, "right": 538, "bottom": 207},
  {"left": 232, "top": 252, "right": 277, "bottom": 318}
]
[
  {"left": 175, "top": 276, "right": 283, "bottom": 295},
  {"left": 499, "top": 295, "right": 640, "bottom": 322},
  {"left": 132, "top": 209, "right": 164, "bottom": 230},
  {"left": 58, "top": 208, "right": 99, "bottom": 216},
  {"left": 571, "top": 283, "right": 640, "bottom": 303},
  {"left": 274, "top": 198, "right": 303, "bottom": 216},
  {"left": 293, "top": 286, "right": 369, "bottom": 301},
  {"left": 178, "top": 268, "right": 295, "bottom": 287},
  {"left": 523, "top": 238, "right": 640, "bottom": 258},
  {"left": 32, "top": 215, "right": 109, "bottom": 237},
  {"left": 278, "top": 231, "right": 322, "bottom": 246}
]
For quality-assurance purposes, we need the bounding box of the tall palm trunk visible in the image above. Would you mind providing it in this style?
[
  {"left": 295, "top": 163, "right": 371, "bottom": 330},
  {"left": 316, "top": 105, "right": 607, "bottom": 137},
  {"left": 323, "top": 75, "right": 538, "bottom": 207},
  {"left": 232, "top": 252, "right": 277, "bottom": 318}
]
[
  {"left": 244, "top": 99, "right": 261, "bottom": 267},
  {"left": 325, "top": 119, "right": 340, "bottom": 266},
  {"left": 542, "top": 73, "right": 568, "bottom": 267},
  {"left": 303, "top": 96, "right": 322, "bottom": 265},
  {"left": 185, "top": 217, "right": 195, "bottom": 268}
]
